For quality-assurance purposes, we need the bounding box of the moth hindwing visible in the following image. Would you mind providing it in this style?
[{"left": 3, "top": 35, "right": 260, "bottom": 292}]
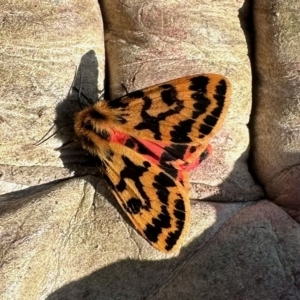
[{"left": 74, "top": 74, "right": 231, "bottom": 252}]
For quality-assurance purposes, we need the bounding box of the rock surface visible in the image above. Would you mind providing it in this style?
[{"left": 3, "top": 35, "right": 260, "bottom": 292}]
[
  {"left": 0, "top": 0, "right": 299, "bottom": 299},
  {"left": 252, "top": 0, "right": 300, "bottom": 220}
]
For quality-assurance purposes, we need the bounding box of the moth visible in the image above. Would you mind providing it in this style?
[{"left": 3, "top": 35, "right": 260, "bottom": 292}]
[{"left": 74, "top": 74, "right": 231, "bottom": 252}]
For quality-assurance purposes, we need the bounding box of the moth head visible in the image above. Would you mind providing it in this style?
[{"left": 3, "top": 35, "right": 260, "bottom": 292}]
[{"left": 74, "top": 106, "right": 112, "bottom": 155}]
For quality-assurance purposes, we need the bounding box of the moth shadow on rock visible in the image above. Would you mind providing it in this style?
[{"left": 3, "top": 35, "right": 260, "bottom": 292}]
[
  {"left": 54, "top": 49, "right": 101, "bottom": 176},
  {"left": 53, "top": 50, "right": 137, "bottom": 232}
]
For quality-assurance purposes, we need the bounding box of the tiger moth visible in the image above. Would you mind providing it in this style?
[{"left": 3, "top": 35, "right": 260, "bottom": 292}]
[{"left": 74, "top": 74, "right": 231, "bottom": 252}]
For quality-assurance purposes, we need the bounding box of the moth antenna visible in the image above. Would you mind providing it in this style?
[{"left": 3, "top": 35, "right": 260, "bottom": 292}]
[
  {"left": 78, "top": 65, "right": 84, "bottom": 109},
  {"left": 35, "top": 123, "right": 74, "bottom": 146},
  {"left": 120, "top": 83, "right": 129, "bottom": 95},
  {"left": 68, "top": 65, "right": 78, "bottom": 98},
  {"left": 54, "top": 139, "right": 75, "bottom": 151},
  {"left": 72, "top": 86, "right": 94, "bottom": 105},
  {"left": 35, "top": 124, "right": 55, "bottom": 146},
  {"left": 98, "top": 85, "right": 105, "bottom": 100}
]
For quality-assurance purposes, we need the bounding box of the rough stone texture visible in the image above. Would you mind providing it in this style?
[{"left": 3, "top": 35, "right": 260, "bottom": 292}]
[
  {"left": 1, "top": 179, "right": 300, "bottom": 299},
  {"left": 0, "top": 0, "right": 105, "bottom": 194},
  {"left": 0, "top": 0, "right": 299, "bottom": 299},
  {"left": 252, "top": 1, "right": 300, "bottom": 220}
]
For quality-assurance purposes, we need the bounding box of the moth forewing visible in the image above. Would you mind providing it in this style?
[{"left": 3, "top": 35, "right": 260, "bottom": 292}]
[{"left": 99, "top": 142, "right": 190, "bottom": 252}]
